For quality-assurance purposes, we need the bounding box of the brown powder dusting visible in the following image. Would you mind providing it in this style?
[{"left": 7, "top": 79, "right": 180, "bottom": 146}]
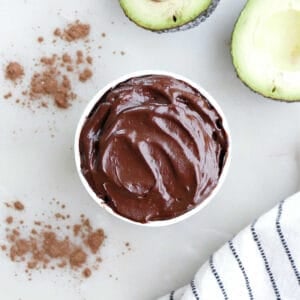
[
  {"left": 76, "top": 50, "right": 84, "bottom": 64},
  {"left": 14, "top": 201, "right": 24, "bottom": 211},
  {"left": 53, "top": 28, "right": 61, "bottom": 37},
  {"left": 4, "top": 92, "right": 12, "bottom": 99},
  {"left": 2, "top": 200, "right": 107, "bottom": 279},
  {"left": 69, "top": 249, "right": 87, "bottom": 268},
  {"left": 6, "top": 216, "right": 13, "bottom": 224},
  {"left": 43, "top": 232, "right": 70, "bottom": 258},
  {"left": 73, "top": 224, "right": 81, "bottom": 237},
  {"left": 62, "top": 53, "right": 72, "bottom": 64},
  {"left": 79, "top": 68, "right": 93, "bottom": 82},
  {"left": 27, "top": 261, "right": 38, "bottom": 269},
  {"left": 83, "top": 268, "right": 92, "bottom": 278},
  {"left": 86, "top": 229, "right": 105, "bottom": 254},
  {"left": 4, "top": 20, "right": 93, "bottom": 110},
  {"left": 40, "top": 55, "right": 56, "bottom": 66},
  {"left": 55, "top": 21, "right": 90, "bottom": 42},
  {"left": 66, "top": 65, "right": 74, "bottom": 72},
  {"left": 5, "top": 62, "right": 24, "bottom": 81},
  {"left": 55, "top": 213, "right": 66, "bottom": 220},
  {"left": 10, "top": 239, "right": 31, "bottom": 261},
  {"left": 86, "top": 56, "right": 93, "bottom": 64},
  {"left": 30, "top": 69, "right": 72, "bottom": 108}
]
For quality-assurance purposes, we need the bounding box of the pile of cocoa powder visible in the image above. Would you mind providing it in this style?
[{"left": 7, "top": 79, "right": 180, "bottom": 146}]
[
  {"left": 3, "top": 20, "right": 93, "bottom": 109},
  {"left": 54, "top": 20, "right": 90, "bottom": 42},
  {"left": 1, "top": 200, "right": 105, "bottom": 279}
]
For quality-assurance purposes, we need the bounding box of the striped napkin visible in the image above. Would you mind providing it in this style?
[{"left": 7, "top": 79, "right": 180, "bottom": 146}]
[{"left": 158, "top": 192, "right": 300, "bottom": 300}]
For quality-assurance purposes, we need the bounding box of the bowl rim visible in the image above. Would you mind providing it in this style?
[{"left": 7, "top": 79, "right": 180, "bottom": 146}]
[{"left": 74, "top": 70, "right": 232, "bottom": 227}]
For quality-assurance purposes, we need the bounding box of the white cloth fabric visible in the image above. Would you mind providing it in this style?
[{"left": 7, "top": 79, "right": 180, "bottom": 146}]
[{"left": 158, "top": 192, "right": 300, "bottom": 300}]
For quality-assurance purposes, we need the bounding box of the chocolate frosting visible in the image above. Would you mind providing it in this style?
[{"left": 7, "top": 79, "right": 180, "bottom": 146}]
[{"left": 79, "top": 75, "right": 228, "bottom": 223}]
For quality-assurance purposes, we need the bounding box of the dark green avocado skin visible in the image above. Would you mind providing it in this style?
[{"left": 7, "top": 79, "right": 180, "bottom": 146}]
[{"left": 120, "top": 0, "right": 220, "bottom": 33}]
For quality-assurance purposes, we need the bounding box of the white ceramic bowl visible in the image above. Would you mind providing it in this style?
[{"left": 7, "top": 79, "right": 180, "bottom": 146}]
[{"left": 74, "top": 70, "right": 232, "bottom": 227}]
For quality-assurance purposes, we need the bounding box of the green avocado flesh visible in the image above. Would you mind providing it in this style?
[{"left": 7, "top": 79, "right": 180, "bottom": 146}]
[
  {"left": 120, "top": 0, "right": 213, "bottom": 31},
  {"left": 232, "top": 0, "right": 300, "bottom": 101}
]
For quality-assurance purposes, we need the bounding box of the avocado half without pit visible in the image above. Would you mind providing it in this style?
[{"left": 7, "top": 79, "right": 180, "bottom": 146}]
[
  {"left": 119, "top": 0, "right": 220, "bottom": 32},
  {"left": 232, "top": 0, "right": 300, "bottom": 102}
]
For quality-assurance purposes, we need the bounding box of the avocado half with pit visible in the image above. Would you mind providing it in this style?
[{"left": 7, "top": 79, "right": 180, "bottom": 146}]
[
  {"left": 119, "top": 0, "right": 220, "bottom": 33},
  {"left": 232, "top": 0, "right": 300, "bottom": 102}
]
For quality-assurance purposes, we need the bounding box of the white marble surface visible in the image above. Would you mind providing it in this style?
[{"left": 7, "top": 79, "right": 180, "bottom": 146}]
[{"left": 0, "top": 1, "right": 299, "bottom": 299}]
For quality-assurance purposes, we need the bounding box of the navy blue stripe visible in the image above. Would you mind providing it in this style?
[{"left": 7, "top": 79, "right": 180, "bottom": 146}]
[
  {"left": 276, "top": 200, "right": 300, "bottom": 285},
  {"left": 169, "top": 290, "right": 175, "bottom": 300},
  {"left": 209, "top": 255, "right": 228, "bottom": 299},
  {"left": 190, "top": 279, "right": 200, "bottom": 300},
  {"left": 251, "top": 222, "right": 281, "bottom": 299},
  {"left": 228, "top": 240, "right": 254, "bottom": 299}
]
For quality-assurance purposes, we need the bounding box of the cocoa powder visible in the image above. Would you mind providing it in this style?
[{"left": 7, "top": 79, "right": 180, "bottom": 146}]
[
  {"left": 86, "top": 56, "right": 93, "bottom": 64},
  {"left": 1, "top": 200, "right": 106, "bottom": 279},
  {"left": 5, "top": 62, "right": 24, "bottom": 81},
  {"left": 83, "top": 267, "right": 92, "bottom": 278},
  {"left": 14, "top": 201, "right": 24, "bottom": 211},
  {"left": 62, "top": 53, "right": 72, "bottom": 64},
  {"left": 30, "top": 69, "right": 72, "bottom": 108},
  {"left": 69, "top": 249, "right": 87, "bottom": 268},
  {"left": 79, "top": 68, "right": 93, "bottom": 82},
  {"left": 3, "top": 20, "right": 93, "bottom": 110},
  {"left": 86, "top": 229, "right": 104, "bottom": 254},
  {"left": 54, "top": 21, "right": 90, "bottom": 42},
  {"left": 4, "top": 92, "right": 12, "bottom": 99},
  {"left": 76, "top": 50, "right": 84, "bottom": 64},
  {"left": 6, "top": 216, "right": 13, "bottom": 224}
]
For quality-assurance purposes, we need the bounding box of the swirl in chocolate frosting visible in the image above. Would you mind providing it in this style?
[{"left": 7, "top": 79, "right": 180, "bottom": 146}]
[{"left": 79, "top": 75, "right": 229, "bottom": 223}]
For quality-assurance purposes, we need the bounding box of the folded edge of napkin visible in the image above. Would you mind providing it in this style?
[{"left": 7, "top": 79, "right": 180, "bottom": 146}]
[{"left": 158, "top": 192, "right": 300, "bottom": 300}]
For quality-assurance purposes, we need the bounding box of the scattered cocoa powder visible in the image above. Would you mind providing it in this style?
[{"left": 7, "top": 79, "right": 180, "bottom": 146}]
[
  {"left": 5, "top": 62, "right": 24, "bottom": 81},
  {"left": 62, "top": 53, "right": 72, "bottom": 64},
  {"left": 79, "top": 68, "right": 93, "bottom": 82},
  {"left": 73, "top": 224, "right": 81, "bottom": 237},
  {"left": 14, "top": 201, "right": 24, "bottom": 211},
  {"left": 40, "top": 55, "right": 56, "bottom": 66},
  {"left": 69, "top": 248, "right": 87, "bottom": 268},
  {"left": 83, "top": 268, "right": 92, "bottom": 278},
  {"left": 6, "top": 216, "right": 13, "bottom": 224},
  {"left": 4, "top": 92, "right": 12, "bottom": 99},
  {"left": 55, "top": 213, "right": 66, "bottom": 220},
  {"left": 55, "top": 21, "right": 90, "bottom": 42},
  {"left": 66, "top": 65, "right": 74, "bottom": 72},
  {"left": 86, "top": 229, "right": 104, "bottom": 254},
  {"left": 3, "top": 20, "right": 93, "bottom": 110},
  {"left": 76, "top": 50, "right": 84, "bottom": 64},
  {"left": 30, "top": 69, "right": 72, "bottom": 108},
  {"left": 86, "top": 56, "right": 93, "bottom": 64},
  {"left": 53, "top": 28, "right": 61, "bottom": 37},
  {"left": 1, "top": 200, "right": 106, "bottom": 279}
]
